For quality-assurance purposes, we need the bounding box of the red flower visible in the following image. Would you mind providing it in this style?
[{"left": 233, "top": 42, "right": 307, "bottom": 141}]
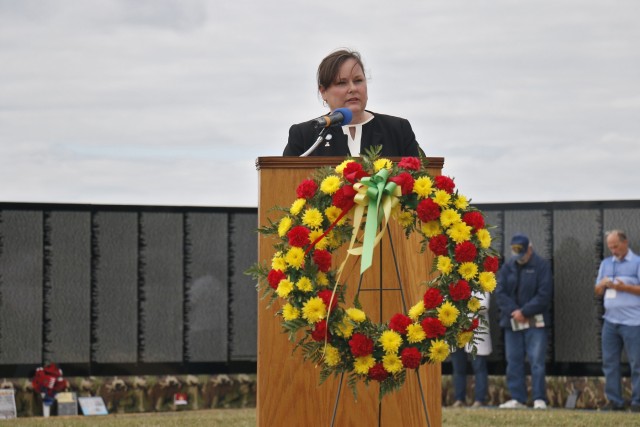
[
  {"left": 311, "top": 319, "right": 331, "bottom": 342},
  {"left": 287, "top": 225, "right": 311, "bottom": 247},
  {"left": 449, "top": 279, "right": 471, "bottom": 301},
  {"left": 267, "top": 269, "right": 286, "bottom": 289},
  {"left": 416, "top": 198, "right": 440, "bottom": 222},
  {"left": 454, "top": 241, "right": 477, "bottom": 263},
  {"left": 434, "top": 175, "right": 455, "bottom": 194},
  {"left": 398, "top": 157, "right": 421, "bottom": 171},
  {"left": 32, "top": 363, "right": 67, "bottom": 398},
  {"left": 343, "top": 162, "right": 369, "bottom": 184},
  {"left": 368, "top": 363, "right": 389, "bottom": 382},
  {"left": 483, "top": 256, "right": 499, "bottom": 273},
  {"left": 317, "top": 289, "right": 338, "bottom": 312},
  {"left": 470, "top": 317, "right": 480, "bottom": 331},
  {"left": 332, "top": 185, "right": 356, "bottom": 210},
  {"left": 349, "top": 333, "right": 374, "bottom": 357},
  {"left": 423, "top": 287, "right": 443, "bottom": 310},
  {"left": 296, "top": 179, "right": 318, "bottom": 199},
  {"left": 389, "top": 313, "right": 412, "bottom": 334},
  {"left": 401, "top": 347, "right": 422, "bottom": 369},
  {"left": 428, "top": 234, "right": 448, "bottom": 256},
  {"left": 389, "top": 172, "right": 415, "bottom": 196},
  {"left": 313, "top": 249, "right": 332, "bottom": 272},
  {"left": 462, "top": 211, "right": 485, "bottom": 231},
  {"left": 421, "top": 317, "right": 446, "bottom": 338}
]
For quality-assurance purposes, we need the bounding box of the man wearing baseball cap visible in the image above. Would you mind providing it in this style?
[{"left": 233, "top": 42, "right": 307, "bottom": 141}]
[{"left": 496, "top": 233, "right": 553, "bottom": 409}]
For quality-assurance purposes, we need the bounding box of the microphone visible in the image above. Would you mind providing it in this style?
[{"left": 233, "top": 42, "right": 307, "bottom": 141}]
[{"left": 312, "top": 108, "right": 353, "bottom": 129}]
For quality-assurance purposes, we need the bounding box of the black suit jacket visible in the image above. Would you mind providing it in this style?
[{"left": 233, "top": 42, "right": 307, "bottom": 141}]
[{"left": 282, "top": 111, "right": 422, "bottom": 157}]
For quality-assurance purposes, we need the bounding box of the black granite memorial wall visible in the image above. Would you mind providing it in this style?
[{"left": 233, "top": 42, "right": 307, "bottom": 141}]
[{"left": 1, "top": 200, "right": 639, "bottom": 378}]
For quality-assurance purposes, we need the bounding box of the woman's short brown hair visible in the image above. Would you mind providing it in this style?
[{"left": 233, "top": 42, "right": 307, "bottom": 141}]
[{"left": 317, "top": 49, "right": 365, "bottom": 90}]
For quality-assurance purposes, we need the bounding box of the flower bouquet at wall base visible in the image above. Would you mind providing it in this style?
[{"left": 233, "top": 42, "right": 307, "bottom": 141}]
[
  {"left": 247, "top": 146, "right": 499, "bottom": 400},
  {"left": 31, "top": 363, "right": 69, "bottom": 416}
]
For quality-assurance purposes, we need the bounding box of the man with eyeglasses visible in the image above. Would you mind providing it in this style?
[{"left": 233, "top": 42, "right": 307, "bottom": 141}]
[
  {"left": 496, "top": 233, "right": 553, "bottom": 410},
  {"left": 595, "top": 230, "right": 640, "bottom": 412}
]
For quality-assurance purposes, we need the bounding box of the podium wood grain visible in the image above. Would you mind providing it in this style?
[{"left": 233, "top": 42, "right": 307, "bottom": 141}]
[{"left": 257, "top": 157, "right": 444, "bottom": 427}]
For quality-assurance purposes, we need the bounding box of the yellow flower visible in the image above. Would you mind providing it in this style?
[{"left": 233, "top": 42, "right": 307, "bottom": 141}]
[
  {"left": 316, "top": 272, "right": 329, "bottom": 287},
  {"left": 433, "top": 190, "right": 451, "bottom": 207},
  {"left": 302, "top": 297, "right": 327, "bottom": 324},
  {"left": 413, "top": 177, "right": 433, "bottom": 199},
  {"left": 408, "top": 301, "right": 425, "bottom": 321},
  {"left": 476, "top": 228, "right": 492, "bottom": 249},
  {"left": 336, "top": 319, "right": 354, "bottom": 338},
  {"left": 447, "top": 222, "right": 472, "bottom": 243},
  {"left": 421, "top": 220, "right": 442, "bottom": 238},
  {"left": 353, "top": 355, "right": 376, "bottom": 374},
  {"left": 346, "top": 308, "right": 366, "bottom": 323},
  {"left": 320, "top": 175, "right": 342, "bottom": 195},
  {"left": 282, "top": 303, "right": 300, "bottom": 321},
  {"left": 458, "top": 262, "right": 478, "bottom": 280},
  {"left": 271, "top": 254, "right": 287, "bottom": 271},
  {"left": 290, "top": 198, "right": 306, "bottom": 215},
  {"left": 278, "top": 216, "right": 292, "bottom": 237},
  {"left": 406, "top": 323, "right": 427, "bottom": 343},
  {"left": 479, "top": 271, "right": 497, "bottom": 292},
  {"left": 324, "top": 205, "right": 345, "bottom": 225},
  {"left": 467, "top": 297, "right": 481, "bottom": 312},
  {"left": 327, "top": 231, "right": 342, "bottom": 249},
  {"left": 396, "top": 210, "right": 414, "bottom": 228},
  {"left": 457, "top": 331, "right": 474, "bottom": 348},
  {"left": 437, "top": 301, "right": 460, "bottom": 327},
  {"left": 428, "top": 339, "right": 450, "bottom": 362},
  {"left": 296, "top": 276, "right": 313, "bottom": 292},
  {"left": 302, "top": 208, "right": 323, "bottom": 228},
  {"left": 454, "top": 194, "right": 469, "bottom": 210},
  {"left": 336, "top": 160, "right": 354, "bottom": 175},
  {"left": 379, "top": 330, "right": 403, "bottom": 354},
  {"left": 374, "top": 158, "right": 393, "bottom": 172},
  {"left": 324, "top": 345, "right": 340, "bottom": 367},
  {"left": 437, "top": 256, "right": 453, "bottom": 275},
  {"left": 276, "top": 279, "right": 294, "bottom": 298},
  {"left": 440, "top": 209, "right": 461, "bottom": 228},
  {"left": 382, "top": 353, "right": 403, "bottom": 374},
  {"left": 285, "top": 247, "right": 305, "bottom": 269},
  {"left": 308, "top": 229, "right": 329, "bottom": 250}
]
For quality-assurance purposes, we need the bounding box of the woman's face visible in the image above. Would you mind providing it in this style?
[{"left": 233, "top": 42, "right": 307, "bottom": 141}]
[{"left": 320, "top": 58, "right": 368, "bottom": 119}]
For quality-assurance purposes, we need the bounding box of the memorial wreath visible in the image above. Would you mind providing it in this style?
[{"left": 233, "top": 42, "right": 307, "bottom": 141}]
[{"left": 247, "top": 147, "right": 499, "bottom": 399}]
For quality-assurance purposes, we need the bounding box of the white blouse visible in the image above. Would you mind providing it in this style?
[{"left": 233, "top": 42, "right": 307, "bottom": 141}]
[{"left": 342, "top": 114, "right": 375, "bottom": 156}]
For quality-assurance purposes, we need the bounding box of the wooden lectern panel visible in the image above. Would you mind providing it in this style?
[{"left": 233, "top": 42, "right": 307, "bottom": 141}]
[{"left": 256, "top": 156, "right": 444, "bottom": 427}]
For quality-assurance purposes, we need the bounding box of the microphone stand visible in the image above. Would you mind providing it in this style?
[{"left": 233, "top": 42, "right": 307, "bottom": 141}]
[{"left": 300, "top": 127, "right": 332, "bottom": 157}]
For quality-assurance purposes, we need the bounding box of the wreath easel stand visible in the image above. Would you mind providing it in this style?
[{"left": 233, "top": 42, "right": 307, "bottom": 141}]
[
  {"left": 255, "top": 156, "right": 444, "bottom": 427},
  {"left": 329, "top": 223, "right": 431, "bottom": 427}
]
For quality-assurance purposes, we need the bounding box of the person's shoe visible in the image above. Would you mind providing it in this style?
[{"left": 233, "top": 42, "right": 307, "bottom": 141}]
[
  {"left": 600, "top": 401, "right": 625, "bottom": 411},
  {"left": 499, "top": 399, "right": 526, "bottom": 409},
  {"left": 451, "top": 400, "right": 465, "bottom": 408},
  {"left": 533, "top": 399, "right": 547, "bottom": 409},
  {"left": 471, "top": 401, "right": 484, "bottom": 408}
]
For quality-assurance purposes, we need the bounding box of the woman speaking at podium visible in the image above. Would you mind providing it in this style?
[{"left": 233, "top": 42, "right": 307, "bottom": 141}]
[{"left": 283, "top": 49, "right": 423, "bottom": 157}]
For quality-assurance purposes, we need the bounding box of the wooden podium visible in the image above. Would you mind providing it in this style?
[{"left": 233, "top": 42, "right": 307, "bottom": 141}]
[{"left": 256, "top": 156, "right": 444, "bottom": 427}]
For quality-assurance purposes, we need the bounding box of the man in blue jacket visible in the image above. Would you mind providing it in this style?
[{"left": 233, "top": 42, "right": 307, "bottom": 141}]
[{"left": 496, "top": 233, "right": 553, "bottom": 409}]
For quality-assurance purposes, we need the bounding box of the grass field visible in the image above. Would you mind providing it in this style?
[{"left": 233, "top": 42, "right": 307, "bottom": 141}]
[{"left": 1, "top": 407, "right": 639, "bottom": 426}]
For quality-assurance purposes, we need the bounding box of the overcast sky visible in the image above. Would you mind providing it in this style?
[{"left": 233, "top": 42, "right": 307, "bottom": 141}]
[{"left": 1, "top": 0, "right": 638, "bottom": 208}]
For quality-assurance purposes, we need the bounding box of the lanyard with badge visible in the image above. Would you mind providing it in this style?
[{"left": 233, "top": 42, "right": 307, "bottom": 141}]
[{"left": 605, "top": 262, "right": 618, "bottom": 299}]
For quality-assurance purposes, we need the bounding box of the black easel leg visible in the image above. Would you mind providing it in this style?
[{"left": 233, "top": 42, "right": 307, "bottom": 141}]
[{"left": 330, "top": 372, "right": 345, "bottom": 427}]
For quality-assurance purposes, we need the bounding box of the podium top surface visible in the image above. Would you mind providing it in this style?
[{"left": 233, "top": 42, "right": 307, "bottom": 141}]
[{"left": 255, "top": 156, "right": 445, "bottom": 170}]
